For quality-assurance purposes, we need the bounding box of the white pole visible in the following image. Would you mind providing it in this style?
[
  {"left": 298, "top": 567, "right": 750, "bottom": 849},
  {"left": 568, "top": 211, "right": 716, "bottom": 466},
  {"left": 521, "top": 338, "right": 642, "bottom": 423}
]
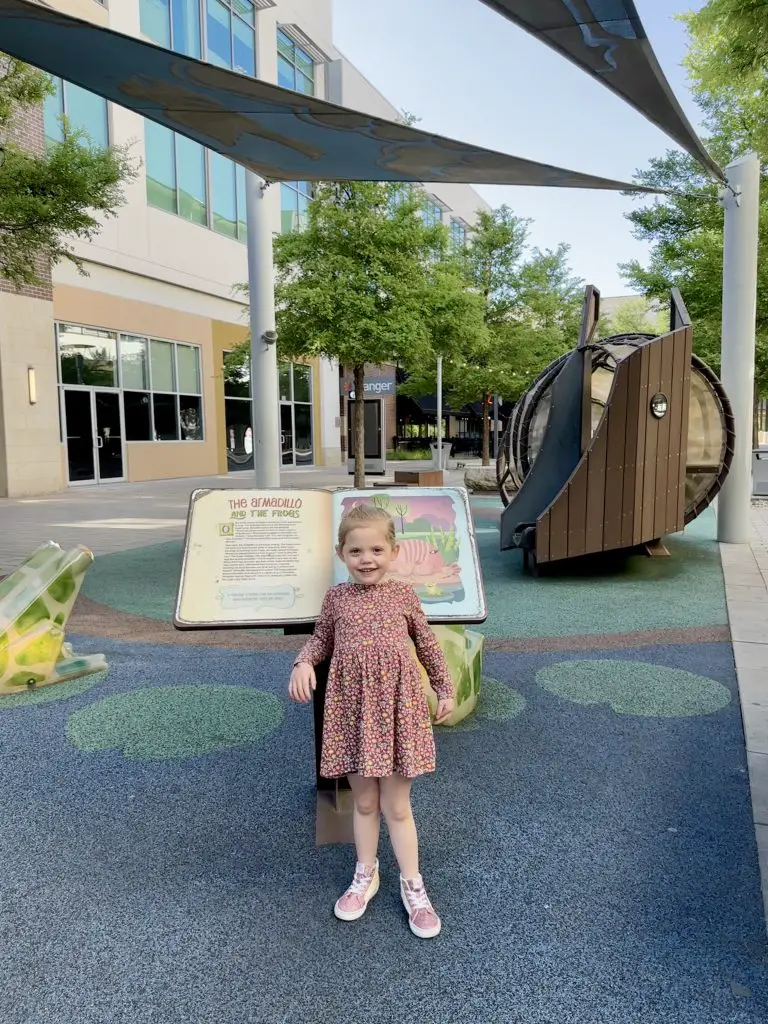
[
  {"left": 245, "top": 170, "right": 281, "bottom": 488},
  {"left": 436, "top": 355, "right": 443, "bottom": 470},
  {"left": 717, "top": 152, "right": 761, "bottom": 544}
]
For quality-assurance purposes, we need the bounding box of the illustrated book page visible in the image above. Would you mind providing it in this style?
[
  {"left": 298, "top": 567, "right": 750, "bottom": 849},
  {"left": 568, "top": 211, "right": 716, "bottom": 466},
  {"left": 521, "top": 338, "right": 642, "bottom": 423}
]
[
  {"left": 174, "top": 488, "right": 334, "bottom": 628},
  {"left": 330, "top": 487, "right": 486, "bottom": 623},
  {"left": 174, "top": 486, "right": 487, "bottom": 629}
]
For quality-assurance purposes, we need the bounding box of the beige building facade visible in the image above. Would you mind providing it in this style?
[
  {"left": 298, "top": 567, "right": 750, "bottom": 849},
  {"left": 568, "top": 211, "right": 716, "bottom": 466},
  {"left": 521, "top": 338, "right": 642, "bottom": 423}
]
[{"left": 0, "top": 0, "right": 489, "bottom": 496}]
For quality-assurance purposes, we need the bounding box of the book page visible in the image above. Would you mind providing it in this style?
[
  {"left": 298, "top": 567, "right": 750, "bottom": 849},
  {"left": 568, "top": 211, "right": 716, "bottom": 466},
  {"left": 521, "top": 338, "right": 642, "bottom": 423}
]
[
  {"left": 330, "top": 487, "right": 487, "bottom": 624},
  {"left": 174, "top": 488, "right": 333, "bottom": 628}
]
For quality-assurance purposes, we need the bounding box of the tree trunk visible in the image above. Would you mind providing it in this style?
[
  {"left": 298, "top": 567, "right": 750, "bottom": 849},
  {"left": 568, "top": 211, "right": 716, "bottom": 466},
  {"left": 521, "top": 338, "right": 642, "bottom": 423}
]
[
  {"left": 354, "top": 363, "right": 366, "bottom": 489},
  {"left": 753, "top": 380, "right": 760, "bottom": 449},
  {"left": 481, "top": 394, "right": 490, "bottom": 466}
]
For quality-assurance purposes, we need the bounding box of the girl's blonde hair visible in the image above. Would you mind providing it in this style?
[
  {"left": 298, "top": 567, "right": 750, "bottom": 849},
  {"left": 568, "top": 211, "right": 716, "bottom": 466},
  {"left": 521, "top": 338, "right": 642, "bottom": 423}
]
[{"left": 337, "top": 503, "right": 396, "bottom": 548}]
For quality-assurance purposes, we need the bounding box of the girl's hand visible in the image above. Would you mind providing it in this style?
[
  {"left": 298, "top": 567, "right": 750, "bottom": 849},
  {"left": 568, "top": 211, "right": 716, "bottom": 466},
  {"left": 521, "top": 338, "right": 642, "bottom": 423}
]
[
  {"left": 434, "top": 697, "right": 455, "bottom": 723},
  {"left": 289, "top": 662, "right": 316, "bottom": 703}
]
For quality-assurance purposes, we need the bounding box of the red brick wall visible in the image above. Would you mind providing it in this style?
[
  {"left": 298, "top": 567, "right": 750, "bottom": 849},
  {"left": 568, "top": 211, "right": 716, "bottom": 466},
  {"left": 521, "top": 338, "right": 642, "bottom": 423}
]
[{"left": 0, "top": 79, "right": 54, "bottom": 300}]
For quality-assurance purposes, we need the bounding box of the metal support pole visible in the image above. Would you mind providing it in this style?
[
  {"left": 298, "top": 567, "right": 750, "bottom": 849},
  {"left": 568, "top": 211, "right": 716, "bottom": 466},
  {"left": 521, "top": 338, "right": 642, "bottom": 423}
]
[
  {"left": 492, "top": 394, "right": 500, "bottom": 460},
  {"left": 718, "top": 152, "right": 761, "bottom": 544},
  {"left": 245, "top": 170, "right": 281, "bottom": 488},
  {"left": 436, "top": 355, "right": 443, "bottom": 470}
]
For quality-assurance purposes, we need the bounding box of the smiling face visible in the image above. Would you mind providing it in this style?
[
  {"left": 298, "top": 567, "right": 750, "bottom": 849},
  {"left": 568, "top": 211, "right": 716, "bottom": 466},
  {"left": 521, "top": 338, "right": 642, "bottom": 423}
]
[{"left": 337, "top": 525, "right": 399, "bottom": 586}]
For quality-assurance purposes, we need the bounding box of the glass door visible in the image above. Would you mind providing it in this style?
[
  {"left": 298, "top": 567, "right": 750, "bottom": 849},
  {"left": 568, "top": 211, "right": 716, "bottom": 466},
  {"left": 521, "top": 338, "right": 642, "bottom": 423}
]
[
  {"left": 63, "top": 389, "right": 96, "bottom": 483},
  {"left": 94, "top": 390, "right": 124, "bottom": 481},
  {"left": 62, "top": 388, "right": 125, "bottom": 484},
  {"left": 280, "top": 403, "right": 294, "bottom": 466}
]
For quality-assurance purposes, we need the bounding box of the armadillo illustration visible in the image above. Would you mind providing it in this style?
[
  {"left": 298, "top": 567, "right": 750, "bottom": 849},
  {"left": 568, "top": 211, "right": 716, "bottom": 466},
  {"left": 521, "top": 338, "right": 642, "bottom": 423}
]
[{"left": 390, "top": 539, "right": 456, "bottom": 579}]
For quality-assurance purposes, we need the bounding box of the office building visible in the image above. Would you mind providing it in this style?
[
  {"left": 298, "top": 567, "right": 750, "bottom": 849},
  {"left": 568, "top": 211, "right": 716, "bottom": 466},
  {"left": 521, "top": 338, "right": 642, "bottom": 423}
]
[{"left": 0, "top": 0, "right": 488, "bottom": 495}]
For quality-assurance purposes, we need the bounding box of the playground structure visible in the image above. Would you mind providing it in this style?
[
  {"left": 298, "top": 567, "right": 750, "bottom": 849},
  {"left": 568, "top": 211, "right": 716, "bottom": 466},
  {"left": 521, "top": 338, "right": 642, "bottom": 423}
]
[
  {"left": 0, "top": 542, "right": 108, "bottom": 695},
  {"left": 497, "top": 287, "right": 735, "bottom": 572}
]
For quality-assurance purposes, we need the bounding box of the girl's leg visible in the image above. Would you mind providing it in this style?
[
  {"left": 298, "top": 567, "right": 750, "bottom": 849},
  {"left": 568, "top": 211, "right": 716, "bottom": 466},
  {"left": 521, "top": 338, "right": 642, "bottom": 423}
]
[
  {"left": 380, "top": 774, "right": 442, "bottom": 939},
  {"left": 347, "top": 774, "right": 381, "bottom": 866},
  {"left": 378, "top": 774, "right": 419, "bottom": 879}
]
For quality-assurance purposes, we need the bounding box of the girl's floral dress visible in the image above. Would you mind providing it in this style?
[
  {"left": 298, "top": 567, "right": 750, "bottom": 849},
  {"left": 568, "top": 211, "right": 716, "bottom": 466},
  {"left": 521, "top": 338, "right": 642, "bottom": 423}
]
[{"left": 295, "top": 580, "right": 454, "bottom": 779}]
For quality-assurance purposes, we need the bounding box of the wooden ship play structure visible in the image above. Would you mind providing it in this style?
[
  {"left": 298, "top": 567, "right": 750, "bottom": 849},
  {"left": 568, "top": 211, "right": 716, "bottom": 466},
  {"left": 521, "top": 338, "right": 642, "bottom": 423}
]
[{"left": 496, "top": 287, "right": 735, "bottom": 573}]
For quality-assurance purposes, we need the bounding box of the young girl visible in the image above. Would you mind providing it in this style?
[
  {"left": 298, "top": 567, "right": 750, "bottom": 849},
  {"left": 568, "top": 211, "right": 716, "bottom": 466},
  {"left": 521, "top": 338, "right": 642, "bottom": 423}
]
[{"left": 288, "top": 503, "right": 455, "bottom": 939}]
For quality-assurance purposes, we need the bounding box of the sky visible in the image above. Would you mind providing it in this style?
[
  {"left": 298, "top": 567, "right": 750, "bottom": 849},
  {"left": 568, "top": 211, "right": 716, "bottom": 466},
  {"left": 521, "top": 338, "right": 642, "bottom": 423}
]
[{"left": 330, "top": 0, "right": 709, "bottom": 296}]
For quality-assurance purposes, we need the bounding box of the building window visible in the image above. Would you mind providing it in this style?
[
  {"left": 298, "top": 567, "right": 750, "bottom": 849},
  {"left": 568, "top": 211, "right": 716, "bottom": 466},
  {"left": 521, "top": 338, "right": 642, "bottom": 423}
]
[
  {"left": 145, "top": 122, "right": 207, "bottom": 226},
  {"left": 450, "top": 218, "right": 467, "bottom": 248},
  {"left": 422, "top": 197, "right": 443, "bottom": 227},
  {"left": 57, "top": 325, "right": 204, "bottom": 443},
  {"left": 279, "top": 362, "right": 314, "bottom": 465},
  {"left": 280, "top": 181, "right": 312, "bottom": 234},
  {"left": 44, "top": 78, "right": 109, "bottom": 148},
  {"left": 277, "top": 28, "right": 315, "bottom": 95},
  {"left": 206, "top": 0, "right": 256, "bottom": 75},
  {"left": 140, "top": 0, "right": 202, "bottom": 57},
  {"left": 146, "top": 120, "right": 249, "bottom": 241}
]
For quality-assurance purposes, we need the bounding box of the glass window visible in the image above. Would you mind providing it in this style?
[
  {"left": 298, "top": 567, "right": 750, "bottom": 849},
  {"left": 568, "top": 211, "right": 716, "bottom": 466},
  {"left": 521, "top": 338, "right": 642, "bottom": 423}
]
[
  {"left": 233, "top": 0, "right": 255, "bottom": 24},
  {"left": 145, "top": 120, "right": 177, "bottom": 213},
  {"left": 150, "top": 339, "right": 176, "bottom": 392},
  {"left": 224, "top": 349, "right": 250, "bottom": 398},
  {"left": 206, "top": 0, "right": 232, "bottom": 67},
  {"left": 277, "top": 55, "right": 294, "bottom": 90},
  {"left": 173, "top": 0, "right": 202, "bottom": 58},
  {"left": 180, "top": 396, "right": 203, "bottom": 439},
  {"left": 210, "top": 152, "right": 238, "bottom": 238},
  {"left": 140, "top": 0, "right": 171, "bottom": 46},
  {"left": 120, "top": 336, "right": 150, "bottom": 390},
  {"left": 153, "top": 394, "right": 179, "bottom": 440},
  {"left": 123, "top": 392, "right": 153, "bottom": 441},
  {"left": 58, "top": 325, "right": 117, "bottom": 387},
  {"left": 277, "top": 28, "right": 315, "bottom": 95},
  {"left": 423, "top": 198, "right": 443, "bottom": 226},
  {"left": 44, "top": 79, "right": 108, "bottom": 149},
  {"left": 177, "top": 345, "right": 201, "bottom": 394},
  {"left": 236, "top": 164, "right": 247, "bottom": 241},
  {"left": 280, "top": 181, "right": 312, "bottom": 234},
  {"left": 66, "top": 85, "right": 109, "bottom": 148},
  {"left": 233, "top": 15, "right": 256, "bottom": 76},
  {"left": 176, "top": 135, "right": 207, "bottom": 225},
  {"left": 279, "top": 364, "right": 292, "bottom": 402},
  {"left": 43, "top": 78, "right": 64, "bottom": 144},
  {"left": 293, "top": 364, "right": 311, "bottom": 403},
  {"left": 450, "top": 219, "right": 467, "bottom": 247}
]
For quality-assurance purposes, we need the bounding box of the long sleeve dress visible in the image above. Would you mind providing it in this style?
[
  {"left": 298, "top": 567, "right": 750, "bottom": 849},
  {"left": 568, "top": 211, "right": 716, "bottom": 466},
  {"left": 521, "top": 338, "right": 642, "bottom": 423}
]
[{"left": 294, "top": 580, "right": 454, "bottom": 779}]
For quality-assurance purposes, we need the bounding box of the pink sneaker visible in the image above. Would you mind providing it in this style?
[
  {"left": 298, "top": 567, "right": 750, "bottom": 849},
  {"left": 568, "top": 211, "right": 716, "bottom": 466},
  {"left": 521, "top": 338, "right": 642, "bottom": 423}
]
[
  {"left": 400, "top": 874, "right": 442, "bottom": 938},
  {"left": 334, "top": 860, "right": 380, "bottom": 921}
]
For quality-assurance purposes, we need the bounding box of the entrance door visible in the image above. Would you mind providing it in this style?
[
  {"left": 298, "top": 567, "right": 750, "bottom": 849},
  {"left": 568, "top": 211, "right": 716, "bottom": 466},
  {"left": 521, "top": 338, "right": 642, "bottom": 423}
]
[
  {"left": 94, "top": 391, "right": 124, "bottom": 481},
  {"left": 280, "top": 403, "right": 294, "bottom": 466},
  {"left": 63, "top": 388, "right": 125, "bottom": 484}
]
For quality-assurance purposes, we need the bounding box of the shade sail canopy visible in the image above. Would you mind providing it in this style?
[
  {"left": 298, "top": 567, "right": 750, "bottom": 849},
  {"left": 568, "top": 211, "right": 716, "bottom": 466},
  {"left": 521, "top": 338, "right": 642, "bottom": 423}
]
[
  {"left": 480, "top": 0, "right": 724, "bottom": 182},
  {"left": 0, "top": 0, "right": 657, "bottom": 192}
]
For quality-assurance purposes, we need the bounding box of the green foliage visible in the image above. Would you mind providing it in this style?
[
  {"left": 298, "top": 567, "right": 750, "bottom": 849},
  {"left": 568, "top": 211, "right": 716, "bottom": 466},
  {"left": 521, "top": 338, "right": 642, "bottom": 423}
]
[
  {"left": 273, "top": 181, "right": 440, "bottom": 370},
  {"left": 0, "top": 55, "right": 135, "bottom": 287},
  {"left": 619, "top": 2, "right": 768, "bottom": 390},
  {"left": 595, "top": 297, "right": 668, "bottom": 340},
  {"left": 400, "top": 209, "right": 583, "bottom": 411}
]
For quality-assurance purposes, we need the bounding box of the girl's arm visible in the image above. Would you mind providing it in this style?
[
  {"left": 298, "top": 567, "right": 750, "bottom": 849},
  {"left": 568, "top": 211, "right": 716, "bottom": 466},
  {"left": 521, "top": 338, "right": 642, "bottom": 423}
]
[
  {"left": 404, "top": 587, "right": 454, "bottom": 700},
  {"left": 294, "top": 589, "right": 336, "bottom": 666}
]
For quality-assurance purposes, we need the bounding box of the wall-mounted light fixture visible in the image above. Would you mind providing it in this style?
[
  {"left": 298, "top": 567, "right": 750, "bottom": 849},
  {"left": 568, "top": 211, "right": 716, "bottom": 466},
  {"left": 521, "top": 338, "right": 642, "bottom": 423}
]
[{"left": 27, "top": 366, "right": 37, "bottom": 405}]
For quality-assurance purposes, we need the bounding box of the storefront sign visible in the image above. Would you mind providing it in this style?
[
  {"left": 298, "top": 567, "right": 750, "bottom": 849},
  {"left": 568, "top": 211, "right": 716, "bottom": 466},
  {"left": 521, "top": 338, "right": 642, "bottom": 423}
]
[{"left": 341, "top": 364, "right": 396, "bottom": 398}]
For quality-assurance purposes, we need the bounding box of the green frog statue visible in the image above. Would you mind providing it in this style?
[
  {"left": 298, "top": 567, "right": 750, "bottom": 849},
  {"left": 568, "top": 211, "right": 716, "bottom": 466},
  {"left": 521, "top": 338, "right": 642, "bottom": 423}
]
[{"left": 0, "top": 542, "right": 108, "bottom": 695}]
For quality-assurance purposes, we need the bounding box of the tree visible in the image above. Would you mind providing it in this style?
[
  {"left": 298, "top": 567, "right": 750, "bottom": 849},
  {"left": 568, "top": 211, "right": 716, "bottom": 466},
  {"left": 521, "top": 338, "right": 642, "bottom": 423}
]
[
  {"left": 595, "top": 297, "right": 668, "bottom": 340},
  {"left": 273, "top": 181, "right": 446, "bottom": 487},
  {"left": 618, "top": 1, "right": 768, "bottom": 395},
  {"left": 0, "top": 57, "right": 135, "bottom": 287},
  {"left": 400, "top": 211, "right": 583, "bottom": 464}
]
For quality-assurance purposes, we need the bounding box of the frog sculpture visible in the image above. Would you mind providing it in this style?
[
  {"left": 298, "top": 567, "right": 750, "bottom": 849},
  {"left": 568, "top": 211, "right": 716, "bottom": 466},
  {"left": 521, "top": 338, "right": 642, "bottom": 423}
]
[{"left": 0, "top": 542, "right": 108, "bottom": 695}]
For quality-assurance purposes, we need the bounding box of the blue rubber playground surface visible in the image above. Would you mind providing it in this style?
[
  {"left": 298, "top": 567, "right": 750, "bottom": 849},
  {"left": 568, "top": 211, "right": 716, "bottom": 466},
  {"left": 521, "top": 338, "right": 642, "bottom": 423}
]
[{"left": 1, "top": 501, "right": 767, "bottom": 1024}]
